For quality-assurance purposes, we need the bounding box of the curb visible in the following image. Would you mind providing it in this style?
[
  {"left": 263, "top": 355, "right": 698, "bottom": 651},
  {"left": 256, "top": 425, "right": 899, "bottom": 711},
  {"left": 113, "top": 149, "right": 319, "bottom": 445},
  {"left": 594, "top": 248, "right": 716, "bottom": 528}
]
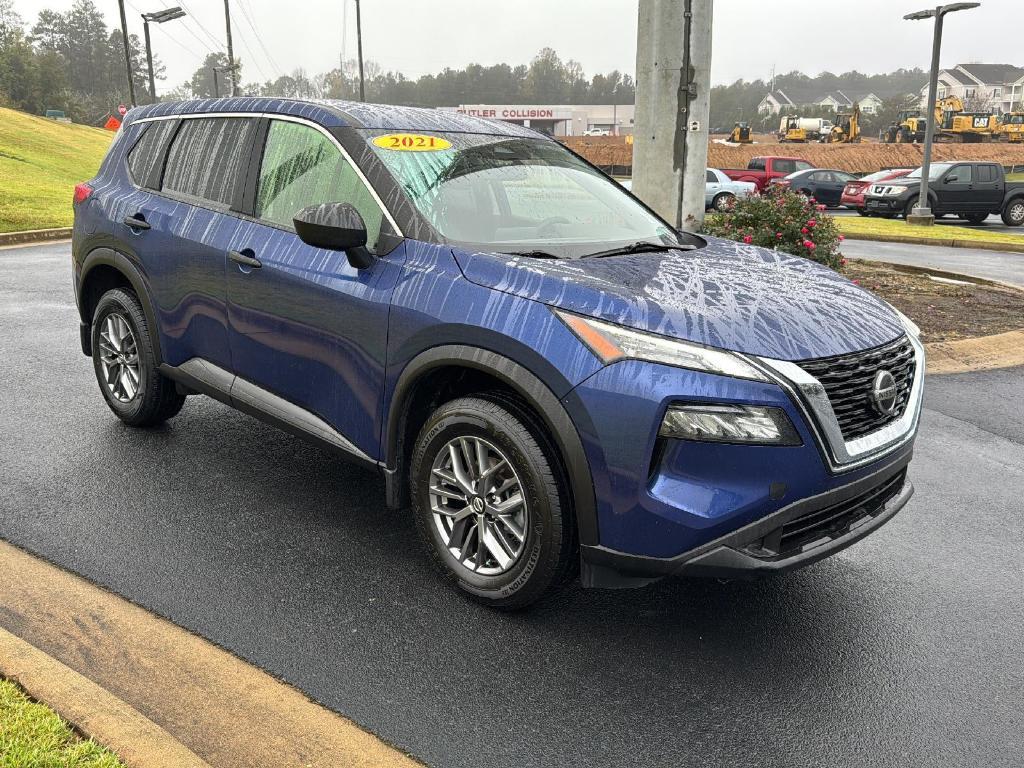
[
  {"left": 925, "top": 329, "right": 1024, "bottom": 375},
  {"left": 0, "top": 228, "right": 72, "bottom": 246},
  {"left": 0, "top": 540, "right": 423, "bottom": 768},
  {"left": 849, "top": 257, "right": 1024, "bottom": 292},
  {"left": 0, "top": 628, "right": 210, "bottom": 768},
  {"left": 844, "top": 232, "right": 1024, "bottom": 255}
]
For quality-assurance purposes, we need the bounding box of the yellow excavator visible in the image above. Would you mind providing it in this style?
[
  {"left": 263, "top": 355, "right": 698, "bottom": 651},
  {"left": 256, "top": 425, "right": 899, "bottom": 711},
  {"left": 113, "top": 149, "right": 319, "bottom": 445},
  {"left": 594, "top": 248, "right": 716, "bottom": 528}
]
[
  {"left": 826, "top": 105, "right": 861, "bottom": 143},
  {"left": 885, "top": 96, "right": 998, "bottom": 143},
  {"left": 937, "top": 96, "right": 999, "bottom": 142},
  {"left": 727, "top": 122, "right": 753, "bottom": 144},
  {"left": 997, "top": 112, "right": 1024, "bottom": 143}
]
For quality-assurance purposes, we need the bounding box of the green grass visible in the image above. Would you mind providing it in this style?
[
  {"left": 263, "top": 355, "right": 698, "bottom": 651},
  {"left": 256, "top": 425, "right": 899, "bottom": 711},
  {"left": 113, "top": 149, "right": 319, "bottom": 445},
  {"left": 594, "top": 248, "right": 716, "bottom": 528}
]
[
  {"left": 837, "top": 215, "right": 1024, "bottom": 249},
  {"left": 1008, "top": 172, "right": 1024, "bottom": 182},
  {"left": 0, "top": 679, "right": 123, "bottom": 767},
  {"left": 0, "top": 108, "right": 112, "bottom": 233}
]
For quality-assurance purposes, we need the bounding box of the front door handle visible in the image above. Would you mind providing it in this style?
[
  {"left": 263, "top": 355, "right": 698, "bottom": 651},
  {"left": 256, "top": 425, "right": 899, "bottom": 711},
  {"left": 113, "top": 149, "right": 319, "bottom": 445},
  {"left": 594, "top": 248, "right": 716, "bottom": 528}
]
[
  {"left": 122, "top": 213, "right": 151, "bottom": 230},
  {"left": 229, "top": 249, "right": 261, "bottom": 269}
]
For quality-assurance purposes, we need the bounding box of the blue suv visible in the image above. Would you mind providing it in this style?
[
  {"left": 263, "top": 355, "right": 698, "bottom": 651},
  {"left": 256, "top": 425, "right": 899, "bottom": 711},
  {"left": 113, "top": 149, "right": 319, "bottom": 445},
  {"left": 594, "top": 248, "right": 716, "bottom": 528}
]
[{"left": 72, "top": 98, "right": 923, "bottom": 608}]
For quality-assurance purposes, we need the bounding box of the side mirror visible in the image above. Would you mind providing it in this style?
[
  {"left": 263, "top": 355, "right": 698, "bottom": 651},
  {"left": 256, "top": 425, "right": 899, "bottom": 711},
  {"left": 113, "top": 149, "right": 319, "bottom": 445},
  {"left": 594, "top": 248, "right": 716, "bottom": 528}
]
[
  {"left": 944, "top": 175, "right": 958, "bottom": 184},
  {"left": 293, "top": 202, "right": 373, "bottom": 269}
]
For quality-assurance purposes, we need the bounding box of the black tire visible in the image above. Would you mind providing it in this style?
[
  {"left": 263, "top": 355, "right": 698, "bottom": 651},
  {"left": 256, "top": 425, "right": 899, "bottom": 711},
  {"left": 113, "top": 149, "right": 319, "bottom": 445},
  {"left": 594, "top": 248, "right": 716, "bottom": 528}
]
[
  {"left": 91, "top": 288, "right": 185, "bottom": 427},
  {"left": 1001, "top": 199, "right": 1024, "bottom": 227},
  {"left": 410, "top": 395, "right": 576, "bottom": 609},
  {"left": 963, "top": 212, "right": 988, "bottom": 225},
  {"left": 856, "top": 208, "right": 871, "bottom": 216},
  {"left": 903, "top": 197, "right": 919, "bottom": 219},
  {"left": 712, "top": 192, "right": 735, "bottom": 212}
]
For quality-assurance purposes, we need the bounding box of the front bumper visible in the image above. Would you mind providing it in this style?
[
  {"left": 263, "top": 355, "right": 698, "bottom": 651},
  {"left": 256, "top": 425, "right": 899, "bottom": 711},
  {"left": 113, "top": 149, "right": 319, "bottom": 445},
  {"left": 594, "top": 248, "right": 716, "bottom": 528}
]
[
  {"left": 864, "top": 196, "right": 905, "bottom": 214},
  {"left": 581, "top": 445, "right": 912, "bottom": 586}
]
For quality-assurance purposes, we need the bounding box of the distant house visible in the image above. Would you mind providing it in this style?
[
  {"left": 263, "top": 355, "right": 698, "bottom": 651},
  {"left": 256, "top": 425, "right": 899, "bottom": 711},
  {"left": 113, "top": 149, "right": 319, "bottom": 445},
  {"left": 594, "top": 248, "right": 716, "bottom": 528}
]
[
  {"left": 920, "top": 63, "right": 1024, "bottom": 113},
  {"left": 757, "top": 88, "right": 883, "bottom": 116}
]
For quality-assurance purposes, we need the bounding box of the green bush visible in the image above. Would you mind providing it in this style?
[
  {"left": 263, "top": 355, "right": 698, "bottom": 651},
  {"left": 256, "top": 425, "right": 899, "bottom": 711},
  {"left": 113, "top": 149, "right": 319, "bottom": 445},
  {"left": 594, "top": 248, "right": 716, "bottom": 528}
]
[{"left": 702, "top": 187, "right": 845, "bottom": 271}]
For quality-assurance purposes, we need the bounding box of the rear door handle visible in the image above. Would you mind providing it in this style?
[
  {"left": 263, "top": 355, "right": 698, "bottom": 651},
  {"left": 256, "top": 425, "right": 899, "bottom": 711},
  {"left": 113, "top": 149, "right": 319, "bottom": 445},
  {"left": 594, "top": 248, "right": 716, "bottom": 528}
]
[
  {"left": 229, "top": 249, "right": 261, "bottom": 269},
  {"left": 122, "top": 214, "right": 150, "bottom": 230}
]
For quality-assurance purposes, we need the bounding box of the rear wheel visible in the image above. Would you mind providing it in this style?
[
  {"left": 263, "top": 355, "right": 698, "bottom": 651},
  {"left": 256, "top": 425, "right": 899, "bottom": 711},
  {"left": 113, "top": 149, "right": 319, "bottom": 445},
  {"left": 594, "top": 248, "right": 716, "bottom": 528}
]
[
  {"left": 963, "top": 212, "right": 988, "bottom": 225},
  {"left": 712, "top": 192, "right": 735, "bottom": 212},
  {"left": 1002, "top": 199, "right": 1024, "bottom": 227},
  {"left": 91, "top": 288, "right": 185, "bottom": 427},
  {"left": 410, "top": 395, "right": 576, "bottom": 609}
]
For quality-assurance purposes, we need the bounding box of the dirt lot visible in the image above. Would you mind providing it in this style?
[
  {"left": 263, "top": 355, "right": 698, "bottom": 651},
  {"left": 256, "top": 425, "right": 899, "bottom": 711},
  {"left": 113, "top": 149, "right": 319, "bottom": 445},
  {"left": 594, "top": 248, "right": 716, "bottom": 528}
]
[
  {"left": 565, "top": 136, "right": 1024, "bottom": 174},
  {"left": 845, "top": 260, "right": 1024, "bottom": 342}
]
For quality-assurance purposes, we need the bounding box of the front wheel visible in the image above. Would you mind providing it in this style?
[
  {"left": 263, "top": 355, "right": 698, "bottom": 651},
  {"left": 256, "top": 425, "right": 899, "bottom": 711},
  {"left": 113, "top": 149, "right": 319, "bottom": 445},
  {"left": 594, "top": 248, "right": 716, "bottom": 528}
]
[
  {"left": 712, "top": 192, "right": 735, "bottom": 212},
  {"left": 410, "top": 396, "right": 576, "bottom": 609},
  {"left": 856, "top": 208, "right": 871, "bottom": 216},
  {"left": 1002, "top": 199, "right": 1024, "bottom": 227},
  {"left": 91, "top": 288, "right": 185, "bottom": 427},
  {"left": 963, "top": 212, "right": 988, "bottom": 225},
  {"left": 903, "top": 197, "right": 919, "bottom": 219}
]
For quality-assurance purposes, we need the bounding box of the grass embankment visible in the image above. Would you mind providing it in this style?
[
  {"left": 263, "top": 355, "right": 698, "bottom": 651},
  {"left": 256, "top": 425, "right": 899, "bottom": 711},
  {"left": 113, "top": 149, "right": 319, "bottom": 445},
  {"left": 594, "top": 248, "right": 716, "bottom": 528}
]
[
  {"left": 0, "top": 678, "right": 123, "bottom": 767},
  {"left": 837, "top": 215, "right": 1024, "bottom": 251},
  {"left": 0, "top": 108, "right": 112, "bottom": 232}
]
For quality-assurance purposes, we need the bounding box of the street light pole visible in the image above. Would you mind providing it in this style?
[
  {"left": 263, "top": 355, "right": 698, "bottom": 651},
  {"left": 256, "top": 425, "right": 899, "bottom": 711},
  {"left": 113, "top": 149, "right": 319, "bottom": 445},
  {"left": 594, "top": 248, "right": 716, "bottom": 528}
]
[
  {"left": 904, "top": 2, "right": 981, "bottom": 226},
  {"left": 141, "top": 8, "right": 186, "bottom": 104},
  {"left": 355, "top": 0, "right": 365, "bottom": 101},
  {"left": 116, "top": 0, "right": 136, "bottom": 106}
]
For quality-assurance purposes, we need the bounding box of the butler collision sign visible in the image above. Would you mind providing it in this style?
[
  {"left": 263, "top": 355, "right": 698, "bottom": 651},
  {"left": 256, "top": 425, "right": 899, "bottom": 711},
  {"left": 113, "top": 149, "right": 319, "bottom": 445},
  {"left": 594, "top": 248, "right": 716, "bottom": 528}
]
[{"left": 456, "top": 106, "right": 567, "bottom": 119}]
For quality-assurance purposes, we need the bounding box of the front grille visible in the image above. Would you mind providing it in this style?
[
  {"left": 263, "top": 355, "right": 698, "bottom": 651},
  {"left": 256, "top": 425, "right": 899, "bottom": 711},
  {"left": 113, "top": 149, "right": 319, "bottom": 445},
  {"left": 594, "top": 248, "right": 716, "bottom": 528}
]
[
  {"left": 744, "top": 469, "right": 906, "bottom": 561},
  {"left": 799, "top": 336, "right": 916, "bottom": 441}
]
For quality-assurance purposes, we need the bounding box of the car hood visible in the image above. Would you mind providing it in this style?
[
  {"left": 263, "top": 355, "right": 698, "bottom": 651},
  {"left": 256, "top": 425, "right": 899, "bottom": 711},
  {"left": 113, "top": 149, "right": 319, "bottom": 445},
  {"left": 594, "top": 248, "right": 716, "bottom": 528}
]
[{"left": 453, "top": 237, "right": 905, "bottom": 362}]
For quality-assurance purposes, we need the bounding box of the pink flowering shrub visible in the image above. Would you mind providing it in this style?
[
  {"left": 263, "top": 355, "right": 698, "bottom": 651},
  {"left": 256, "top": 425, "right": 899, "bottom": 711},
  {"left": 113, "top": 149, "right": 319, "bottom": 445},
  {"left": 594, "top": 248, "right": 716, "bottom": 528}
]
[{"left": 702, "top": 186, "right": 844, "bottom": 271}]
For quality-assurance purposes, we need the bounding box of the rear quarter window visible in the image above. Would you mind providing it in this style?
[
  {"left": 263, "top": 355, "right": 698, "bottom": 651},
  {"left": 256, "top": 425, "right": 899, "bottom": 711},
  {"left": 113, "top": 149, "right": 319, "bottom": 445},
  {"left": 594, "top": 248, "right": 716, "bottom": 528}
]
[
  {"left": 162, "top": 117, "right": 256, "bottom": 207},
  {"left": 126, "top": 120, "right": 177, "bottom": 188}
]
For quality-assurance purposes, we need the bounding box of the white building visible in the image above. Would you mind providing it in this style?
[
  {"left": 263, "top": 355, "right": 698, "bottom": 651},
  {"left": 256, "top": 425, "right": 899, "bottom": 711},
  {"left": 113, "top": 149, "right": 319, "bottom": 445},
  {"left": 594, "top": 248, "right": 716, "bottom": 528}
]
[
  {"left": 454, "top": 104, "right": 636, "bottom": 136},
  {"left": 920, "top": 63, "right": 1024, "bottom": 113},
  {"left": 758, "top": 89, "right": 884, "bottom": 116}
]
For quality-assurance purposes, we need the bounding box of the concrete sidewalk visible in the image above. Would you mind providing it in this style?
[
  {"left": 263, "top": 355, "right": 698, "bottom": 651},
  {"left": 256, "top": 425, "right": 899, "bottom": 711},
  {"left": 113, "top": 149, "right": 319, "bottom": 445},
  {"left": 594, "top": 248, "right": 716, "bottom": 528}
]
[{"left": 0, "top": 540, "right": 421, "bottom": 768}]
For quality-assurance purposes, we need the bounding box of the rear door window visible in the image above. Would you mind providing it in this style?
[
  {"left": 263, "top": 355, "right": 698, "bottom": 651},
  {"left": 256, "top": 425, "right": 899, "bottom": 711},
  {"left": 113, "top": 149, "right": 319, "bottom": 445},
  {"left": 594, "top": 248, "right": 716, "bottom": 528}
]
[
  {"left": 976, "top": 165, "right": 995, "bottom": 183},
  {"left": 256, "top": 120, "right": 384, "bottom": 249},
  {"left": 127, "top": 120, "right": 177, "bottom": 188},
  {"left": 706, "top": 170, "right": 717, "bottom": 183},
  {"left": 162, "top": 117, "right": 257, "bottom": 207}
]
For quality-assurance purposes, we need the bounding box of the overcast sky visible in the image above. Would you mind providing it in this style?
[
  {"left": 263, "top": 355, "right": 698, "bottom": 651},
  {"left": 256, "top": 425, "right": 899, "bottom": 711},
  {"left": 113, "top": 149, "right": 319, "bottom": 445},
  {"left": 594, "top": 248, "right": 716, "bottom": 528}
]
[{"left": 11, "top": 0, "right": 1021, "bottom": 96}]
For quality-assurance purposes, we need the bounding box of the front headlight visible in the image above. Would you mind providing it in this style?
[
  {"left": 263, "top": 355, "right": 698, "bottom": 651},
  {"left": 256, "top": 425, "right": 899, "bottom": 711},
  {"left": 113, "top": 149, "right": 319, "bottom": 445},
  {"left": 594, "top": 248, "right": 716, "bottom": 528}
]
[
  {"left": 660, "top": 404, "right": 801, "bottom": 445},
  {"left": 882, "top": 185, "right": 909, "bottom": 197},
  {"left": 554, "top": 310, "right": 768, "bottom": 382}
]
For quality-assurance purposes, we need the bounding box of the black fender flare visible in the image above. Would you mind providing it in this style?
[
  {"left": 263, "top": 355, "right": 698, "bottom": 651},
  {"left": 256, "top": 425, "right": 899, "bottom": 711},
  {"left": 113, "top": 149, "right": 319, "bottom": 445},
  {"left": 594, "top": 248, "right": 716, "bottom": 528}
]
[
  {"left": 384, "top": 344, "right": 599, "bottom": 547},
  {"left": 79, "top": 247, "right": 164, "bottom": 364}
]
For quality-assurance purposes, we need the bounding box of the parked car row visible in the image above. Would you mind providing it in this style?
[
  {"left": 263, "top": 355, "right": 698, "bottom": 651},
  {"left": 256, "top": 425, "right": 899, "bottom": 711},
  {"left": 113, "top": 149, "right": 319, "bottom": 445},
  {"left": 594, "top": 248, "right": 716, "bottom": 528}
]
[{"left": 620, "top": 170, "right": 756, "bottom": 211}]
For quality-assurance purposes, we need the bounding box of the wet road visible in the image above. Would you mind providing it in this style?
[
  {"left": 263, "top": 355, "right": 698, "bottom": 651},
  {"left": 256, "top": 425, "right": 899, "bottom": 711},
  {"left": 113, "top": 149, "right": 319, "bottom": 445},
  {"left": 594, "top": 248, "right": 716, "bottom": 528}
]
[{"left": 2, "top": 241, "right": 1022, "bottom": 767}]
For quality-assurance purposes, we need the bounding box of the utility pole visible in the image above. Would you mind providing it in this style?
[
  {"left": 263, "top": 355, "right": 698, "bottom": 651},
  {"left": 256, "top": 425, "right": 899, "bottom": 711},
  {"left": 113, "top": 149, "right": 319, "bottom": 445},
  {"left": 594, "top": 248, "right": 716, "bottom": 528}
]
[
  {"left": 212, "top": 68, "right": 220, "bottom": 98},
  {"left": 117, "top": 0, "right": 136, "bottom": 106},
  {"left": 355, "top": 0, "right": 365, "bottom": 100},
  {"left": 904, "top": 2, "right": 980, "bottom": 226},
  {"left": 141, "top": 8, "right": 186, "bottom": 104},
  {"left": 632, "top": 0, "right": 713, "bottom": 231},
  {"left": 223, "top": 0, "right": 236, "bottom": 96}
]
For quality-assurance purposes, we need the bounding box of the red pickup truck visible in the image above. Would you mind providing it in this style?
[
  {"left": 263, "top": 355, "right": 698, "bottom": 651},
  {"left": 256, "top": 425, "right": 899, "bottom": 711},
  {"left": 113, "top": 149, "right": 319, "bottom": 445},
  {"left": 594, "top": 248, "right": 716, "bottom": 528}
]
[{"left": 721, "top": 157, "right": 815, "bottom": 192}]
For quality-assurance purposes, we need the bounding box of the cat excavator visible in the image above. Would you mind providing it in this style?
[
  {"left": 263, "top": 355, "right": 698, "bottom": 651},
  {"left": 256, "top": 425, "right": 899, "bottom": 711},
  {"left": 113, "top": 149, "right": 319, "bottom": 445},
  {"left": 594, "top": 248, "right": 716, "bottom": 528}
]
[
  {"left": 884, "top": 96, "right": 999, "bottom": 143},
  {"left": 996, "top": 112, "right": 1023, "bottom": 143},
  {"left": 826, "top": 105, "right": 861, "bottom": 143}
]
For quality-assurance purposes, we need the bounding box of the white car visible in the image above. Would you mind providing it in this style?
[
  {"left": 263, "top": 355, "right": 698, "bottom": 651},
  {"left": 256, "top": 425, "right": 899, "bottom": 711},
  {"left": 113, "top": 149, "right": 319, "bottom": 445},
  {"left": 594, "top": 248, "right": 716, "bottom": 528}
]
[
  {"left": 705, "top": 168, "right": 756, "bottom": 211},
  {"left": 582, "top": 128, "right": 611, "bottom": 137}
]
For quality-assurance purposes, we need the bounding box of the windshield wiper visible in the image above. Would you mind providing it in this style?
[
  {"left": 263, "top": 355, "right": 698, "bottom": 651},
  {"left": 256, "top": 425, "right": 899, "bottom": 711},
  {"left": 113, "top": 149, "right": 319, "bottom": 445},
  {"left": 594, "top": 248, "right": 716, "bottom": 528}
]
[
  {"left": 582, "top": 240, "right": 694, "bottom": 259},
  {"left": 502, "top": 250, "right": 561, "bottom": 259}
]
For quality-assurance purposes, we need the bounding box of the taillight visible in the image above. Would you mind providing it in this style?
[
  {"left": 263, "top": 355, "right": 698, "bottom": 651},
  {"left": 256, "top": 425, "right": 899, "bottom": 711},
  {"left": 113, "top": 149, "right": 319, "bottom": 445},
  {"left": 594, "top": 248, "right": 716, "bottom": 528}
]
[{"left": 73, "top": 183, "right": 93, "bottom": 205}]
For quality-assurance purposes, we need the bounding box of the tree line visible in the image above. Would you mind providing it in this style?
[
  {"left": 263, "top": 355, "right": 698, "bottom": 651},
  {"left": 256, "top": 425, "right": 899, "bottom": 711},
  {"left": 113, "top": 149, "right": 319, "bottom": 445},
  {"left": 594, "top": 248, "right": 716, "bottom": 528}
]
[{"left": 2, "top": 0, "right": 929, "bottom": 132}]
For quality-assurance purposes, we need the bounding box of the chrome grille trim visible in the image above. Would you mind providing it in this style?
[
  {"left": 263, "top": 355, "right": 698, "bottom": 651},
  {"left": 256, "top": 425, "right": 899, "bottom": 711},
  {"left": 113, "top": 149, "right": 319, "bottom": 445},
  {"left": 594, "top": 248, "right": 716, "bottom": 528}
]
[{"left": 747, "top": 334, "right": 925, "bottom": 473}]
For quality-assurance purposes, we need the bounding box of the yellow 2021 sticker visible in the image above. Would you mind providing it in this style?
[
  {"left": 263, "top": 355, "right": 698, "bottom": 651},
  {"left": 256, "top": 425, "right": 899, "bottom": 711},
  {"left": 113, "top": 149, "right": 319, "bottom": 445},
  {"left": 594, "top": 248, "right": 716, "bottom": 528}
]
[{"left": 372, "top": 133, "right": 452, "bottom": 151}]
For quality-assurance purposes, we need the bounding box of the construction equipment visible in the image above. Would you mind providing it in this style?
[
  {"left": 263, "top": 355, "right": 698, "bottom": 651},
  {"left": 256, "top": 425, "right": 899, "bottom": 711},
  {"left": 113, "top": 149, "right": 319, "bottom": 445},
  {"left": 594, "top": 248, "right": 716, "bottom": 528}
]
[
  {"left": 884, "top": 96, "right": 998, "bottom": 143},
  {"left": 727, "top": 122, "right": 752, "bottom": 144},
  {"left": 826, "top": 105, "right": 861, "bottom": 143},
  {"left": 996, "top": 112, "right": 1024, "bottom": 143}
]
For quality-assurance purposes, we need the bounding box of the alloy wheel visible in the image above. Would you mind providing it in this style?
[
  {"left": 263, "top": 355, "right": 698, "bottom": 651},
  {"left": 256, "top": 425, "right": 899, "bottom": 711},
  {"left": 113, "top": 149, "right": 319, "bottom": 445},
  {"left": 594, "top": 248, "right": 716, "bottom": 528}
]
[
  {"left": 1009, "top": 202, "right": 1024, "bottom": 225},
  {"left": 97, "top": 312, "right": 141, "bottom": 403},
  {"left": 429, "top": 435, "right": 529, "bottom": 576}
]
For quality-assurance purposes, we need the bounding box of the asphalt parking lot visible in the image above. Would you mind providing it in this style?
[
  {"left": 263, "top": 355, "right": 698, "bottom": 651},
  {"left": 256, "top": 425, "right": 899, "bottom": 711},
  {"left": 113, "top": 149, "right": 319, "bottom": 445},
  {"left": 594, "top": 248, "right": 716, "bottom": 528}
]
[{"left": 2, "top": 241, "right": 1023, "bottom": 767}]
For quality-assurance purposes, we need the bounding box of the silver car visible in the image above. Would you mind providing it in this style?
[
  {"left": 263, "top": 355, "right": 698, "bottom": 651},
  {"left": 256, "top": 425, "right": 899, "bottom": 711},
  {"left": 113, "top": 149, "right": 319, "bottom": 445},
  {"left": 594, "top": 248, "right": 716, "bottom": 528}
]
[{"left": 705, "top": 168, "right": 756, "bottom": 211}]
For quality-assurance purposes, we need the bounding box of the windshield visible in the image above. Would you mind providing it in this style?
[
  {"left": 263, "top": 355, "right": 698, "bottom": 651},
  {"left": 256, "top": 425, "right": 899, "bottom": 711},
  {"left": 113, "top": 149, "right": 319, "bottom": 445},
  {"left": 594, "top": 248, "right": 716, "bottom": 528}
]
[
  {"left": 862, "top": 169, "right": 902, "bottom": 182},
  {"left": 906, "top": 163, "right": 952, "bottom": 181},
  {"left": 362, "top": 130, "right": 681, "bottom": 258},
  {"left": 1007, "top": 115, "right": 1024, "bottom": 124}
]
